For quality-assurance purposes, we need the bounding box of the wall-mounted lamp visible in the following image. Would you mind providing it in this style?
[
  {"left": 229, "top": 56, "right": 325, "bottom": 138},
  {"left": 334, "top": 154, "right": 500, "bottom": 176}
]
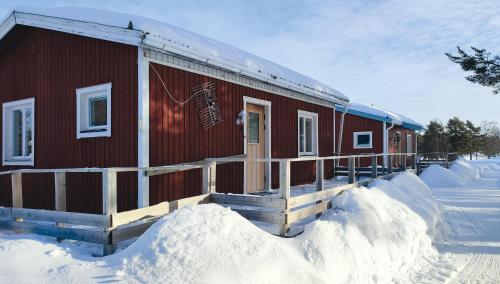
[{"left": 236, "top": 110, "right": 246, "bottom": 125}]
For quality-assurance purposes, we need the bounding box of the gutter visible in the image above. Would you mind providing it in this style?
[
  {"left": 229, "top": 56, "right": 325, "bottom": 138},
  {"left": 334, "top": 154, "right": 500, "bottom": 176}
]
[{"left": 384, "top": 121, "right": 396, "bottom": 168}]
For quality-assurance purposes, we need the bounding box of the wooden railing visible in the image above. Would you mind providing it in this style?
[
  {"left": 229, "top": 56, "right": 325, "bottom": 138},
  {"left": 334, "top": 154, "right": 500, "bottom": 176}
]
[{"left": 0, "top": 152, "right": 418, "bottom": 255}]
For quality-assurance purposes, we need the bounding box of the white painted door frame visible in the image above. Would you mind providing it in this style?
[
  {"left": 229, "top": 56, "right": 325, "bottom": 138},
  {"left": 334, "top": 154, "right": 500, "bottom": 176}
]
[{"left": 243, "top": 96, "right": 271, "bottom": 194}]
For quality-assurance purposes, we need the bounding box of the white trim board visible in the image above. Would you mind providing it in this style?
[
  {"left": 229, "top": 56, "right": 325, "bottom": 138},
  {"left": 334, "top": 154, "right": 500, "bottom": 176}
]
[
  {"left": 137, "top": 46, "right": 150, "bottom": 208},
  {"left": 2, "top": 97, "right": 35, "bottom": 166},
  {"left": 243, "top": 96, "right": 272, "bottom": 193},
  {"left": 297, "top": 110, "right": 319, "bottom": 157}
]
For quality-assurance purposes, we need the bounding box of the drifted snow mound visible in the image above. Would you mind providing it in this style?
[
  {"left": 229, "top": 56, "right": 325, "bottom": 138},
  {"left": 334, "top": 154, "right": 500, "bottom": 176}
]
[
  {"left": 114, "top": 172, "right": 444, "bottom": 283},
  {"left": 369, "top": 172, "right": 447, "bottom": 240},
  {"left": 115, "top": 204, "right": 320, "bottom": 283},
  {"left": 449, "top": 158, "right": 481, "bottom": 184},
  {"left": 420, "top": 165, "right": 467, "bottom": 187}
]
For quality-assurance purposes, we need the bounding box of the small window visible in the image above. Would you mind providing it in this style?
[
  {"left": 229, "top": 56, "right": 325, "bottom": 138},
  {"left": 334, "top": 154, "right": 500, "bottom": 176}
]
[
  {"left": 298, "top": 110, "right": 318, "bottom": 156},
  {"left": 76, "top": 83, "right": 111, "bottom": 138},
  {"left": 2, "top": 98, "right": 35, "bottom": 166},
  {"left": 406, "top": 134, "right": 413, "bottom": 155},
  {"left": 248, "top": 112, "right": 260, "bottom": 144},
  {"left": 353, "top": 131, "right": 372, "bottom": 149}
]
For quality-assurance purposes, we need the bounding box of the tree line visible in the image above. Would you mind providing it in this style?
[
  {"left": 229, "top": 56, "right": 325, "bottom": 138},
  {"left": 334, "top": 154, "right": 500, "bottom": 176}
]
[{"left": 418, "top": 118, "right": 500, "bottom": 159}]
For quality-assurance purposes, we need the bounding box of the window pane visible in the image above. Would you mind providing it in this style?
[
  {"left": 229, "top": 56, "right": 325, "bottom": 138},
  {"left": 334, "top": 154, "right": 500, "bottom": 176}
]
[
  {"left": 248, "top": 112, "right": 260, "bottom": 143},
  {"left": 12, "top": 110, "right": 23, "bottom": 157},
  {"left": 357, "top": 134, "right": 370, "bottom": 146},
  {"left": 24, "top": 109, "right": 33, "bottom": 156},
  {"left": 89, "top": 97, "right": 107, "bottom": 127},
  {"left": 305, "top": 118, "right": 312, "bottom": 153},
  {"left": 299, "top": 117, "right": 304, "bottom": 152}
]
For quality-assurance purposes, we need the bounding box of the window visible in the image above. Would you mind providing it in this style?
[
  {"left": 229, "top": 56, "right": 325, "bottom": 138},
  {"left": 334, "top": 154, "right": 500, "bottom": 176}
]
[
  {"left": 406, "top": 134, "right": 413, "bottom": 155},
  {"left": 298, "top": 110, "right": 318, "bottom": 156},
  {"left": 2, "top": 98, "right": 35, "bottom": 165},
  {"left": 353, "top": 131, "right": 372, "bottom": 149},
  {"left": 248, "top": 112, "right": 260, "bottom": 144},
  {"left": 76, "top": 83, "right": 111, "bottom": 138}
]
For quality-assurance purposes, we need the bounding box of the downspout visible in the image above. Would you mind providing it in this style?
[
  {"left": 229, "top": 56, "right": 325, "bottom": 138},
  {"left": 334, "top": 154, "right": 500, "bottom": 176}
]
[
  {"left": 384, "top": 120, "right": 395, "bottom": 169},
  {"left": 336, "top": 104, "right": 349, "bottom": 166}
]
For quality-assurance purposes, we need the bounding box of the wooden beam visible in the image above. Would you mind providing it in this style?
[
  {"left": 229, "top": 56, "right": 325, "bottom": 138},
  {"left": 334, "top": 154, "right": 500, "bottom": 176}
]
[
  {"left": 315, "top": 160, "right": 324, "bottom": 218},
  {"left": 279, "top": 160, "right": 291, "bottom": 236},
  {"left": 54, "top": 172, "right": 66, "bottom": 211},
  {"left": 348, "top": 157, "right": 355, "bottom": 184},
  {"left": 371, "top": 156, "right": 378, "bottom": 178},
  {"left": 228, "top": 207, "right": 285, "bottom": 224},
  {"left": 210, "top": 193, "right": 285, "bottom": 209},
  {"left": 102, "top": 170, "right": 117, "bottom": 215},
  {"left": 9, "top": 221, "right": 108, "bottom": 244},
  {"left": 287, "top": 202, "right": 329, "bottom": 224},
  {"left": 287, "top": 184, "right": 355, "bottom": 208},
  {"left": 11, "top": 208, "right": 109, "bottom": 228},
  {"left": 11, "top": 173, "right": 22, "bottom": 208}
]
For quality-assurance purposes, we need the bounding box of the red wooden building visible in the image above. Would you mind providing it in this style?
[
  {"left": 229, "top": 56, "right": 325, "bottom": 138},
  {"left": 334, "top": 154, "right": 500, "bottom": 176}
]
[
  {"left": 0, "top": 7, "right": 349, "bottom": 213},
  {"left": 335, "top": 103, "right": 423, "bottom": 167}
]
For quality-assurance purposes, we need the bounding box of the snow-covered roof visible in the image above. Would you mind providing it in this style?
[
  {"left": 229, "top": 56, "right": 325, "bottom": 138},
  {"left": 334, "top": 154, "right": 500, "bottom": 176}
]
[
  {"left": 0, "top": 7, "right": 348, "bottom": 104},
  {"left": 337, "top": 102, "right": 423, "bottom": 130}
]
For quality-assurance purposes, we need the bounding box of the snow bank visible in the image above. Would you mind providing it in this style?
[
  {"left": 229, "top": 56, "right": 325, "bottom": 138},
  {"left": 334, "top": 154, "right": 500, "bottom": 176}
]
[
  {"left": 113, "top": 172, "right": 444, "bottom": 283},
  {"left": 0, "top": 172, "right": 446, "bottom": 283},
  {"left": 369, "top": 172, "right": 447, "bottom": 240},
  {"left": 449, "top": 158, "right": 481, "bottom": 184},
  {"left": 420, "top": 165, "right": 467, "bottom": 187},
  {"left": 421, "top": 159, "right": 482, "bottom": 188}
]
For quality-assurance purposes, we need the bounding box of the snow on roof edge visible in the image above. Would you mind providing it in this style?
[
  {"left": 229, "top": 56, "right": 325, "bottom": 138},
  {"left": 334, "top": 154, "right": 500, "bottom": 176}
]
[
  {"left": 3, "top": 6, "right": 349, "bottom": 104},
  {"left": 337, "top": 102, "right": 424, "bottom": 129}
]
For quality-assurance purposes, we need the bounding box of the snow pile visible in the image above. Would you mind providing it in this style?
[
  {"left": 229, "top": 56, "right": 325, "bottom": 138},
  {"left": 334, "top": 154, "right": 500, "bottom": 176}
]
[
  {"left": 369, "top": 172, "right": 447, "bottom": 240},
  {"left": 0, "top": 172, "right": 447, "bottom": 283},
  {"left": 116, "top": 204, "right": 319, "bottom": 283},
  {"left": 420, "top": 165, "right": 467, "bottom": 187},
  {"left": 114, "top": 172, "right": 444, "bottom": 283},
  {"left": 421, "top": 159, "right": 482, "bottom": 188},
  {"left": 449, "top": 158, "right": 481, "bottom": 184}
]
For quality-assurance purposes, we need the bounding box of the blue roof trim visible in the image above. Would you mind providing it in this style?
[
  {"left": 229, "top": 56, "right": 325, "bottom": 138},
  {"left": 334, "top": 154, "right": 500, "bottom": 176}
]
[{"left": 336, "top": 105, "right": 424, "bottom": 130}]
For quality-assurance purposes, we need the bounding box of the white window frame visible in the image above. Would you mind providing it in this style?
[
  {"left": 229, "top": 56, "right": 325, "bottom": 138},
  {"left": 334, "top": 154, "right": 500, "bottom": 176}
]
[
  {"left": 353, "top": 131, "right": 373, "bottom": 149},
  {"left": 2, "top": 98, "right": 35, "bottom": 166},
  {"left": 297, "top": 110, "right": 318, "bottom": 156},
  {"left": 76, "top": 83, "right": 112, "bottom": 139},
  {"left": 406, "top": 134, "right": 413, "bottom": 156}
]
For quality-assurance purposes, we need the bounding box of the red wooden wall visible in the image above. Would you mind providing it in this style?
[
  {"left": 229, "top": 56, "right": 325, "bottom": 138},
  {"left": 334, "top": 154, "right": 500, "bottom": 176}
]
[
  {"left": 0, "top": 26, "right": 138, "bottom": 213},
  {"left": 335, "top": 111, "right": 416, "bottom": 167},
  {"left": 335, "top": 111, "right": 384, "bottom": 167},
  {"left": 148, "top": 63, "right": 335, "bottom": 204}
]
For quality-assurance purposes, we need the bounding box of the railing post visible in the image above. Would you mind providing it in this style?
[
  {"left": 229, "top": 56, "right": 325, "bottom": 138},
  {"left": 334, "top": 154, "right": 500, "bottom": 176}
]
[
  {"left": 102, "top": 169, "right": 117, "bottom": 256},
  {"left": 401, "top": 154, "right": 407, "bottom": 171},
  {"left": 388, "top": 156, "right": 393, "bottom": 174},
  {"left": 316, "top": 159, "right": 324, "bottom": 218},
  {"left": 348, "top": 157, "right": 355, "bottom": 184},
  {"left": 279, "top": 160, "right": 290, "bottom": 236},
  {"left": 202, "top": 162, "right": 217, "bottom": 194},
  {"left": 54, "top": 172, "right": 66, "bottom": 211},
  {"left": 11, "top": 173, "right": 22, "bottom": 208},
  {"left": 371, "top": 156, "right": 378, "bottom": 178}
]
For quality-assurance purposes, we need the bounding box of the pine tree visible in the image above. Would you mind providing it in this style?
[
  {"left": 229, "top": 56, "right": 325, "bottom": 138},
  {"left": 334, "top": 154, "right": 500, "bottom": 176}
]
[
  {"left": 446, "top": 117, "right": 468, "bottom": 154},
  {"left": 422, "top": 120, "right": 450, "bottom": 154},
  {"left": 464, "top": 120, "right": 482, "bottom": 160},
  {"left": 446, "top": 47, "right": 500, "bottom": 94}
]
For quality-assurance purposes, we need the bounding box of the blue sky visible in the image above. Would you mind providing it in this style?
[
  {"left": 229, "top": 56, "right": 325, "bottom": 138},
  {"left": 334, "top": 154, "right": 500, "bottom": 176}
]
[{"left": 1, "top": 0, "right": 499, "bottom": 126}]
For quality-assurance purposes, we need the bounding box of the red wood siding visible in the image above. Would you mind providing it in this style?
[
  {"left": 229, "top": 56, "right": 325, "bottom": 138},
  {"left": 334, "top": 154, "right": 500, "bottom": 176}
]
[
  {"left": 149, "top": 63, "right": 335, "bottom": 204},
  {"left": 335, "top": 111, "right": 384, "bottom": 167},
  {"left": 0, "top": 26, "right": 138, "bottom": 213}
]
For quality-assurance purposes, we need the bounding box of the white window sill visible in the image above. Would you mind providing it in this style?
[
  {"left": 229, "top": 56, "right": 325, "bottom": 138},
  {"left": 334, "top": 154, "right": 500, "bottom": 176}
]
[
  {"left": 3, "top": 159, "right": 34, "bottom": 166},
  {"left": 299, "top": 153, "right": 317, "bottom": 157},
  {"left": 353, "top": 145, "right": 372, "bottom": 149},
  {"left": 77, "top": 129, "right": 111, "bottom": 139}
]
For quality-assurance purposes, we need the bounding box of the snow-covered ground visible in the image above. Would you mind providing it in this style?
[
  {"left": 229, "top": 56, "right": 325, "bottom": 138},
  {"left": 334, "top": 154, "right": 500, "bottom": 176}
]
[{"left": 1, "top": 158, "right": 499, "bottom": 283}]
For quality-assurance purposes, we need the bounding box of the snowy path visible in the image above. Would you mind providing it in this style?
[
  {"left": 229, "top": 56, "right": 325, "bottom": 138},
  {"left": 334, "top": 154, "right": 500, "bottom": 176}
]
[{"left": 430, "top": 161, "right": 500, "bottom": 283}]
